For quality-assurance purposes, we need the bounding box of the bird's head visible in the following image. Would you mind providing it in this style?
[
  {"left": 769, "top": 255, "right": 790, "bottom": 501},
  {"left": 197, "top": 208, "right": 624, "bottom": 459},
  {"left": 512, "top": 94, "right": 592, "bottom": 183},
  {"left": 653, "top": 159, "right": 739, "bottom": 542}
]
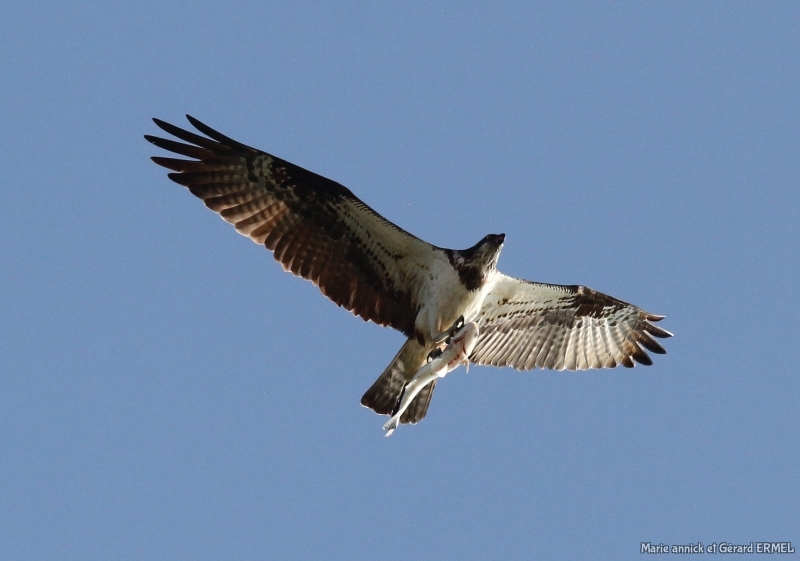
[
  {"left": 446, "top": 233, "right": 505, "bottom": 290},
  {"left": 477, "top": 233, "right": 505, "bottom": 268},
  {"left": 462, "top": 233, "right": 505, "bottom": 270}
]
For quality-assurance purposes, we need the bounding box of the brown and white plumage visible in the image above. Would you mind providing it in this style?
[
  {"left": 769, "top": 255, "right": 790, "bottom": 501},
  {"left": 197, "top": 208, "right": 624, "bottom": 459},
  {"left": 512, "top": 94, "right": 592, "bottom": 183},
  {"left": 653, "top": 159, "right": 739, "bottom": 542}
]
[
  {"left": 471, "top": 274, "right": 672, "bottom": 371},
  {"left": 146, "top": 115, "right": 672, "bottom": 429},
  {"left": 146, "top": 116, "right": 436, "bottom": 338}
]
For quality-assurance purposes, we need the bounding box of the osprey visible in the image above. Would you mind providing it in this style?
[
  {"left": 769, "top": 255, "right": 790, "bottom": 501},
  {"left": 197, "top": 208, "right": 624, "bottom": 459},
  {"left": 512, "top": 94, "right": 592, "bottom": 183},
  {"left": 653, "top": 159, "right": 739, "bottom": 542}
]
[{"left": 146, "top": 116, "right": 672, "bottom": 426}]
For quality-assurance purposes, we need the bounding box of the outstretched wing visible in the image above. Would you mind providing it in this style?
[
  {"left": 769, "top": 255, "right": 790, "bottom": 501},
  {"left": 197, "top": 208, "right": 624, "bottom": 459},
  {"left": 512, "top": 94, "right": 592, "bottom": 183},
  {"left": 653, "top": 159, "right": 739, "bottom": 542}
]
[
  {"left": 146, "top": 115, "right": 439, "bottom": 336},
  {"left": 471, "top": 273, "right": 672, "bottom": 370}
]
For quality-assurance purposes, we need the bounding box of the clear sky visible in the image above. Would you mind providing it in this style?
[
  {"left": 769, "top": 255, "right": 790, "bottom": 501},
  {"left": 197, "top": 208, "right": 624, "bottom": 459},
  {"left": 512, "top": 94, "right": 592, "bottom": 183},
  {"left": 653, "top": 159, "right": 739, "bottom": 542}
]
[{"left": 2, "top": 2, "right": 798, "bottom": 560}]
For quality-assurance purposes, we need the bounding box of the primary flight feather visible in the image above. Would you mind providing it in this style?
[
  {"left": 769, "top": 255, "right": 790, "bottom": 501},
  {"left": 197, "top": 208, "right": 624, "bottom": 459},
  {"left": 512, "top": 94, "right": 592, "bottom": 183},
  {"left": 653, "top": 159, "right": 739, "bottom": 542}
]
[{"left": 146, "top": 116, "right": 672, "bottom": 426}]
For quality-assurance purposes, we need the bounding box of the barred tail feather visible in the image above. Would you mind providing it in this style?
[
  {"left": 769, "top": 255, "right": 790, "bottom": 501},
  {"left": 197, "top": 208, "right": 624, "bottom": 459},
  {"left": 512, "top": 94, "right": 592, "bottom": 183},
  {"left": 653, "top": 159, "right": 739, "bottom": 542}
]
[{"left": 361, "top": 338, "right": 434, "bottom": 424}]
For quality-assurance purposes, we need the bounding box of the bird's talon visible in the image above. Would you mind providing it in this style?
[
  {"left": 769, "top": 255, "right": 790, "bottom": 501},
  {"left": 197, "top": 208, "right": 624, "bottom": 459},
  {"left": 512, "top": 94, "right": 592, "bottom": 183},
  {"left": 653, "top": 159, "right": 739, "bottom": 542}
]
[
  {"left": 443, "top": 315, "right": 465, "bottom": 344},
  {"left": 427, "top": 347, "right": 443, "bottom": 362}
]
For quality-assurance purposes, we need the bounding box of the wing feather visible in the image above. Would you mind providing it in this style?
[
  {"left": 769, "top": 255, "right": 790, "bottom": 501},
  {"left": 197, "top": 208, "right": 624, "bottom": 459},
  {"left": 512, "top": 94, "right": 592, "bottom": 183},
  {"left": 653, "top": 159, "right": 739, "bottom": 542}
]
[
  {"left": 597, "top": 322, "right": 618, "bottom": 368},
  {"left": 563, "top": 326, "right": 578, "bottom": 370},
  {"left": 147, "top": 116, "right": 444, "bottom": 336},
  {"left": 533, "top": 322, "right": 555, "bottom": 369},
  {"left": 471, "top": 273, "right": 672, "bottom": 371},
  {"left": 587, "top": 324, "right": 604, "bottom": 369}
]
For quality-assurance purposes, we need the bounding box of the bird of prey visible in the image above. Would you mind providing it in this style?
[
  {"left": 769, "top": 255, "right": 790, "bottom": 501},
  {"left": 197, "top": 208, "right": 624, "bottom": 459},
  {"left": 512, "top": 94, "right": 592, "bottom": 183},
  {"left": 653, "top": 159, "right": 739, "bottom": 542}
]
[{"left": 146, "top": 116, "right": 672, "bottom": 427}]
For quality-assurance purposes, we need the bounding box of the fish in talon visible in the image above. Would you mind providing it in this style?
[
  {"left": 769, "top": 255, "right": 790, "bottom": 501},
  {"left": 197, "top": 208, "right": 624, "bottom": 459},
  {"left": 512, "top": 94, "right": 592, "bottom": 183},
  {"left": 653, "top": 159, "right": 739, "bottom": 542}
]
[{"left": 384, "top": 322, "right": 479, "bottom": 436}]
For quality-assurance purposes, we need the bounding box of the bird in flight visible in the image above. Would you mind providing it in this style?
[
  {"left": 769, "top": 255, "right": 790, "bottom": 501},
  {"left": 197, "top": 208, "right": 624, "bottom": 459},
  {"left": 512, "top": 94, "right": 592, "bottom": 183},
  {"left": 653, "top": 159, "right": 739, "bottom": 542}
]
[{"left": 146, "top": 116, "right": 672, "bottom": 427}]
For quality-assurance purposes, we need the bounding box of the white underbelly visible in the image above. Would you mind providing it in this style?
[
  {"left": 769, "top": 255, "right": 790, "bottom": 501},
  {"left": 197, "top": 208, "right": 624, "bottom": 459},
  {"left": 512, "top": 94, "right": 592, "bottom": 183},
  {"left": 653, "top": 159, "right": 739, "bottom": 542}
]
[{"left": 414, "top": 268, "right": 494, "bottom": 341}]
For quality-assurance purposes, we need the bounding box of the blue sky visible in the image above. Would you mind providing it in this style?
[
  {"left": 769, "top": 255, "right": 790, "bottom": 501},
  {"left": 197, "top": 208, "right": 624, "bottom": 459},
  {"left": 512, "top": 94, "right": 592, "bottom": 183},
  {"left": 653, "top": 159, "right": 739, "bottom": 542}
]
[{"left": 2, "top": 2, "right": 798, "bottom": 559}]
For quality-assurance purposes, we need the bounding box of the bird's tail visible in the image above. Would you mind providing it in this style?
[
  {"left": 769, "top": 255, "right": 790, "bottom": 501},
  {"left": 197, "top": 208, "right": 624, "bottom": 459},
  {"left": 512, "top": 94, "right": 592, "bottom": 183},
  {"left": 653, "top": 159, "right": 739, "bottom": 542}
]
[{"left": 360, "top": 338, "right": 435, "bottom": 425}]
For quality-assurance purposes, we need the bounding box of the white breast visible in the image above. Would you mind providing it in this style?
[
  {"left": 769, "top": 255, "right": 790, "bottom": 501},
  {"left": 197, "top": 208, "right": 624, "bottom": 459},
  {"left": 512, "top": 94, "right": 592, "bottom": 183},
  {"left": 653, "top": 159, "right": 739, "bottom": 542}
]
[{"left": 413, "top": 259, "right": 499, "bottom": 340}]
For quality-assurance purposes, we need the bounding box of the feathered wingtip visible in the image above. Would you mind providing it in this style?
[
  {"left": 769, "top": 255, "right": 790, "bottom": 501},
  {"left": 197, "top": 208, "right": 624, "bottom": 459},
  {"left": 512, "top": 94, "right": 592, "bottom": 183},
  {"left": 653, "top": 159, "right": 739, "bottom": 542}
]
[
  {"left": 625, "top": 313, "right": 673, "bottom": 364},
  {"left": 644, "top": 313, "right": 674, "bottom": 339},
  {"left": 144, "top": 115, "right": 257, "bottom": 160}
]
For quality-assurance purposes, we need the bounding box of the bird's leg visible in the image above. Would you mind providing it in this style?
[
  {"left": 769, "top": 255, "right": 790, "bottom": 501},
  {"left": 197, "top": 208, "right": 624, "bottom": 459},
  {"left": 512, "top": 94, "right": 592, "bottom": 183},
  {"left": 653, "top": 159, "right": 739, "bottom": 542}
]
[
  {"left": 427, "top": 347, "right": 444, "bottom": 362},
  {"left": 449, "top": 315, "right": 465, "bottom": 338},
  {"left": 432, "top": 315, "right": 465, "bottom": 345}
]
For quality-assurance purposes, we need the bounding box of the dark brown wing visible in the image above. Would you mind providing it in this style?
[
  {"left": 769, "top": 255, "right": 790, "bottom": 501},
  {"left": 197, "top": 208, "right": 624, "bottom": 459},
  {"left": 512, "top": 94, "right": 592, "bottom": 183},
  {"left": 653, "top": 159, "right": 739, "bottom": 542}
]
[
  {"left": 146, "top": 116, "right": 441, "bottom": 336},
  {"left": 471, "top": 273, "right": 672, "bottom": 370}
]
